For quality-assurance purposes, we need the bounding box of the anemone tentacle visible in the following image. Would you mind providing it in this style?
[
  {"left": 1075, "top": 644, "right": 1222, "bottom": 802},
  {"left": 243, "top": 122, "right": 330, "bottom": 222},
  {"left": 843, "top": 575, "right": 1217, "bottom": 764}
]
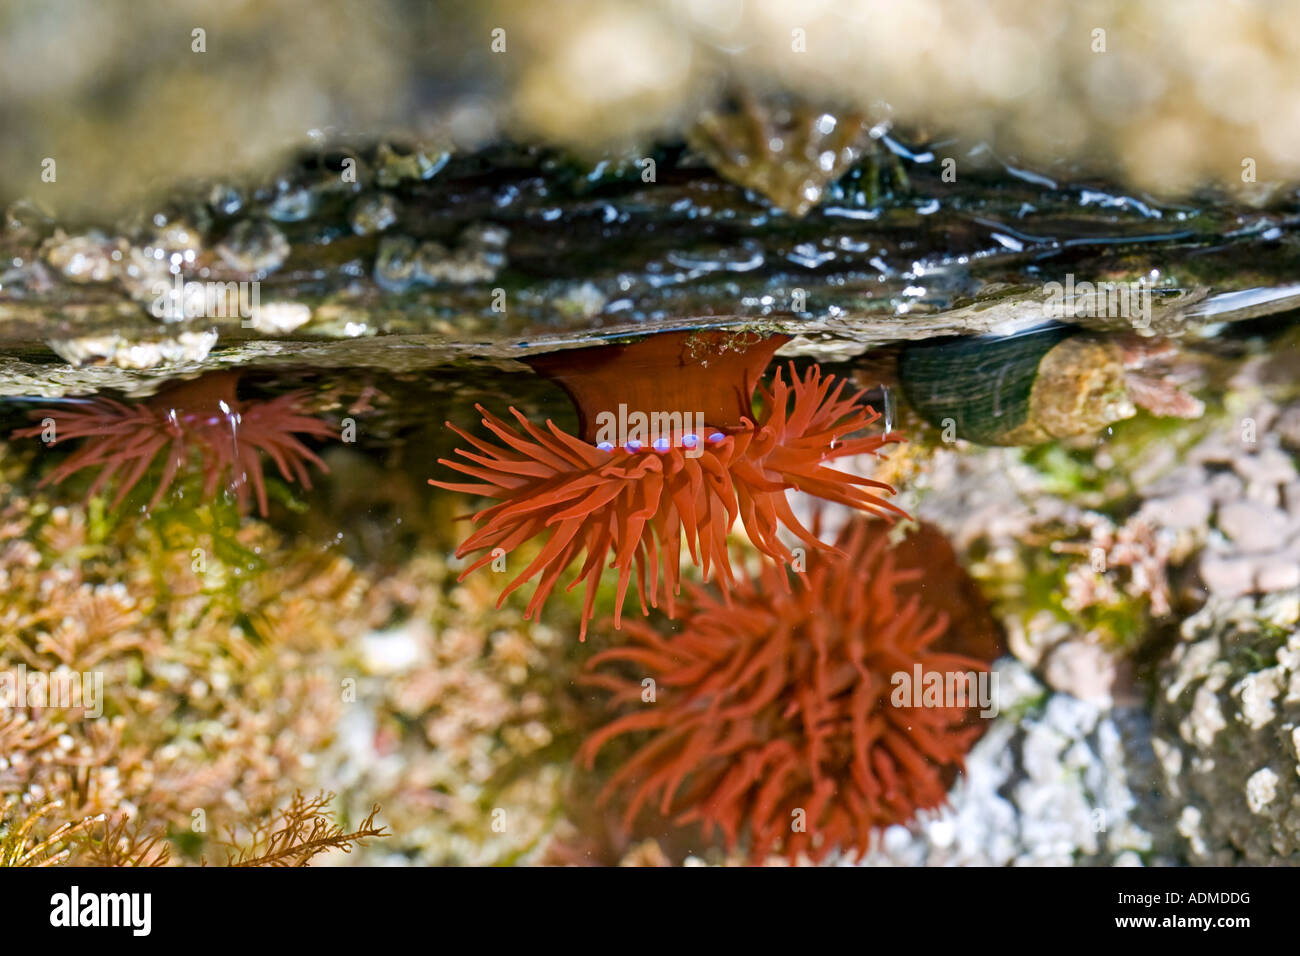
[
  {"left": 579, "top": 519, "right": 1002, "bottom": 863},
  {"left": 12, "top": 372, "right": 332, "bottom": 517},
  {"left": 431, "top": 361, "right": 903, "bottom": 640}
]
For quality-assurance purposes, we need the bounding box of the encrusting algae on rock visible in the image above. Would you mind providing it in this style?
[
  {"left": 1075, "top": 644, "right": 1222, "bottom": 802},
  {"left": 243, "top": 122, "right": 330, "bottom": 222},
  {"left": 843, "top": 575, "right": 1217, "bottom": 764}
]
[{"left": 0, "top": 440, "right": 376, "bottom": 864}]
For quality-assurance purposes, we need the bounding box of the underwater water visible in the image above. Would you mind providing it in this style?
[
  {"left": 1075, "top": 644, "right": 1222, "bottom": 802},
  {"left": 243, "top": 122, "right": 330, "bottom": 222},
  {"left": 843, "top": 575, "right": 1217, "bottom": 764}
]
[
  {"left": 3, "top": 304, "right": 1300, "bottom": 868},
  {"left": 2, "top": 51, "right": 1300, "bottom": 869}
]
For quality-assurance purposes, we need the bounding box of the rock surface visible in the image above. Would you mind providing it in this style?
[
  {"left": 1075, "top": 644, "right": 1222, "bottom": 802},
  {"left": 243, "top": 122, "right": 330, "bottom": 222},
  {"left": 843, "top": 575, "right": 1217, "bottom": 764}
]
[{"left": 1154, "top": 590, "right": 1300, "bottom": 864}]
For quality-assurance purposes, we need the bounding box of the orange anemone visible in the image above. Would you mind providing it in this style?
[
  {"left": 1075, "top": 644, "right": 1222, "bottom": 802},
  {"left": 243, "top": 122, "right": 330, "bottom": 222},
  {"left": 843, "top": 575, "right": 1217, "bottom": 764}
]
[
  {"left": 579, "top": 518, "right": 1003, "bottom": 863},
  {"left": 430, "top": 332, "right": 903, "bottom": 639},
  {"left": 13, "top": 370, "right": 331, "bottom": 516}
]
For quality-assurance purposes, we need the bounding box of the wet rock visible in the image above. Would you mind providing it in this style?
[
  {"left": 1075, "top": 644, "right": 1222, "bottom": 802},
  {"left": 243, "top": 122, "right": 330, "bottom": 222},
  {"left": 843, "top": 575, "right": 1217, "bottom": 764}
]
[
  {"left": 1153, "top": 590, "right": 1300, "bottom": 863},
  {"left": 41, "top": 230, "right": 124, "bottom": 283},
  {"left": 265, "top": 185, "right": 318, "bottom": 223},
  {"left": 5, "top": 199, "right": 54, "bottom": 243},
  {"left": 373, "top": 236, "right": 419, "bottom": 293},
  {"left": 374, "top": 224, "right": 508, "bottom": 292},
  {"left": 46, "top": 328, "right": 218, "bottom": 369},
  {"left": 1042, "top": 640, "right": 1122, "bottom": 704},
  {"left": 1275, "top": 406, "right": 1300, "bottom": 456},
  {"left": 1004, "top": 611, "right": 1072, "bottom": 671},
  {"left": 1233, "top": 446, "right": 1297, "bottom": 490},
  {"left": 1127, "top": 395, "right": 1300, "bottom": 601},
  {"left": 1200, "top": 555, "right": 1266, "bottom": 599},
  {"left": 854, "top": 661, "right": 1172, "bottom": 865},
  {"left": 215, "top": 220, "right": 290, "bottom": 275},
  {"left": 688, "top": 98, "right": 876, "bottom": 218},
  {"left": 1256, "top": 555, "right": 1300, "bottom": 593},
  {"left": 1137, "top": 489, "right": 1211, "bottom": 532},
  {"left": 245, "top": 302, "right": 311, "bottom": 335},
  {"left": 350, "top": 194, "right": 401, "bottom": 236},
  {"left": 1217, "top": 501, "right": 1290, "bottom": 553},
  {"left": 3, "top": 132, "right": 1300, "bottom": 408},
  {"left": 207, "top": 183, "right": 245, "bottom": 217},
  {"left": 118, "top": 246, "right": 174, "bottom": 306},
  {"left": 373, "top": 142, "right": 451, "bottom": 188},
  {"left": 146, "top": 218, "right": 205, "bottom": 258},
  {"left": 551, "top": 282, "right": 607, "bottom": 321}
]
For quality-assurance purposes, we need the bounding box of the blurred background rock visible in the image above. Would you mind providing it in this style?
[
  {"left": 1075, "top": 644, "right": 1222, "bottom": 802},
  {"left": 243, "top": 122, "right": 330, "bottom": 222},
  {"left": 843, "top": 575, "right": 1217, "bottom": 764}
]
[{"left": 5, "top": 0, "right": 1300, "bottom": 219}]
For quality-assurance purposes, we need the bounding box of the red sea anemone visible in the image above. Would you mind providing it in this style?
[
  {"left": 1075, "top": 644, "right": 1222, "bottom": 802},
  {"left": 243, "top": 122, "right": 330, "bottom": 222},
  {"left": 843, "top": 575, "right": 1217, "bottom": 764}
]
[
  {"left": 578, "top": 518, "right": 1003, "bottom": 864},
  {"left": 13, "top": 370, "right": 331, "bottom": 516},
  {"left": 430, "top": 331, "right": 903, "bottom": 640}
]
